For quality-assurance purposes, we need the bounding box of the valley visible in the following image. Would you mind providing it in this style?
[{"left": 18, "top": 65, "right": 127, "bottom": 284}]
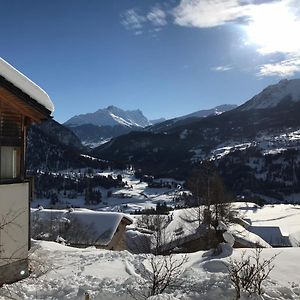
[
  {"left": 5, "top": 71, "right": 300, "bottom": 299},
  {"left": 2, "top": 3, "right": 300, "bottom": 298}
]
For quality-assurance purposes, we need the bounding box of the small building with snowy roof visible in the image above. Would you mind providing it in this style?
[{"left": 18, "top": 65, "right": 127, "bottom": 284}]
[
  {"left": 248, "top": 225, "right": 291, "bottom": 247},
  {"left": 0, "top": 57, "right": 54, "bottom": 285},
  {"left": 31, "top": 208, "right": 133, "bottom": 251},
  {"left": 145, "top": 208, "right": 271, "bottom": 254}
]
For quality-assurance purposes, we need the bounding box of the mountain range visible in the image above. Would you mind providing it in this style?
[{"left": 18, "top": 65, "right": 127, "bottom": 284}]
[
  {"left": 26, "top": 78, "right": 300, "bottom": 202},
  {"left": 65, "top": 105, "right": 154, "bottom": 128},
  {"left": 64, "top": 104, "right": 236, "bottom": 147},
  {"left": 240, "top": 79, "right": 300, "bottom": 111},
  {"left": 92, "top": 79, "right": 300, "bottom": 202},
  {"left": 64, "top": 105, "right": 163, "bottom": 147}
]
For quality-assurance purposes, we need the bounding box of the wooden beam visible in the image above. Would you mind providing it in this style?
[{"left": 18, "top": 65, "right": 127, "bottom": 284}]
[{"left": 0, "top": 88, "right": 43, "bottom": 123}]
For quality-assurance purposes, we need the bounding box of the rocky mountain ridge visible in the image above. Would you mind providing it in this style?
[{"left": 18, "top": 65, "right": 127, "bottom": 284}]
[
  {"left": 65, "top": 104, "right": 236, "bottom": 147},
  {"left": 64, "top": 105, "right": 152, "bottom": 128},
  {"left": 240, "top": 79, "right": 300, "bottom": 111}
]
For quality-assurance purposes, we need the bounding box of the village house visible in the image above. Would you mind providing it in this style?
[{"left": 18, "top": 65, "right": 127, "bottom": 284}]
[
  {"left": 0, "top": 57, "right": 54, "bottom": 285},
  {"left": 136, "top": 208, "right": 271, "bottom": 255},
  {"left": 31, "top": 208, "right": 133, "bottom": 251}
]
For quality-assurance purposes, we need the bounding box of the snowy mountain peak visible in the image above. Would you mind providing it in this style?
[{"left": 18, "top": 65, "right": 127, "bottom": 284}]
[
  {"left": 240, "top": 79, "right": 300, "bottom": 111},
  {"left": 64, "top": 106, "right": 152, "bottom": 128}
]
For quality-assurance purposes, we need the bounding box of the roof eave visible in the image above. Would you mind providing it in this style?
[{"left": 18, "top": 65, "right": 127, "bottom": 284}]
[{"left": 0, "top": 75, "right": 52, "bottom": 120}]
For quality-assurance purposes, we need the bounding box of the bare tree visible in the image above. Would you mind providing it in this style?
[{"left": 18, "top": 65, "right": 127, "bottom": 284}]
[
  {"left": 0, "top": 208, "right": 30, "bottom": 289},
  {"left": 186, "top": 161, "right": 214, "bottom": 226},
  {"left": 186, "top": 161, "right": 235, "bottom": 251},
  {"left": 187, "top": 161, "right": 233, "bottom": 227},
  {"left": 136, "top": 214, "right": 169, "bottom": 255},
  {"left": 0, "top": 243, "right": 59, "bottom": 300},
  {"left": 210, "top": 173, "right": 233, "bottom": 228},
  {"left": 129, "top": 254, "right": 188, "bottom": 299},
  {"left": 227, "top": 248, "right": 278, "bottom": 299}
]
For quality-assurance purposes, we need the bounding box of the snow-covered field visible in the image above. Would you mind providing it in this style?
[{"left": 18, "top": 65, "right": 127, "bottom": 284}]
[
  {"left": 1, "top": 241, "right": 299, "bottom": 300},
  {"left": 23, "top": 171, "right": 300, "bottom": 299},
  {"left": 32, "top": 170, "right": 184, "bottom": 213},
  {"left": 32, "top": 168, "right": 300, "bottom": 247},
  {"left": 190, "top": 127, "right": 300, "bottom": 162},
  {"left": 233, "top": 202, "right": 300, "bottom": 246}
]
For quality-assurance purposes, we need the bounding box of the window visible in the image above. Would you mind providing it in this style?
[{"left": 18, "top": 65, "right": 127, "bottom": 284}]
[
  {"left": 0, "top": 146, "right": 21, "bottom": 180},
  {"left": 0, "top": 112, "right": 23, "bottom": 182}
]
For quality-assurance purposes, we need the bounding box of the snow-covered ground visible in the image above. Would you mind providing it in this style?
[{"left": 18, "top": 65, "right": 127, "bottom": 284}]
[
  {"left": 127, "top": 202, "right": 300, "bottom": 250},
  {"left": 32, "top": 170, "right": 184, "bottom": 213},
  {"left": 82, "top": 139, "right": 112, "bottom": 149},
  {"left": 136, "top": 207, "right": 271, "bottom": 250},
  {"left": 1, "top": 240, "right": 299, "bottom": 300},
  {"left": 32, "top": 169, "right": 300, "bottom": 247},
  {"left": 233, "top": 202, "right": 300, "bottom": 246},
  {"left": 190, "top": 127, "right": 300, "bottom": 163},
  {"left": 6, "top": 190, "right": 300, "bottom": 299}
]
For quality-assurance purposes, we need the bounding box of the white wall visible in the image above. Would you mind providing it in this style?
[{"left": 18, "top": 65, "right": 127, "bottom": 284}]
[{"left": 0, "top": 183, "right": 29, "bottom": 266}]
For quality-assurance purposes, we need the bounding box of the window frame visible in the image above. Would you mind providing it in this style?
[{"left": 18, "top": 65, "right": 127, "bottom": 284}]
[
  {"left": 0, "top": 146, "right": 22, "bottom": 183},
  {"left": 0, "top": 111, "right": 25, "bottom": 184}
]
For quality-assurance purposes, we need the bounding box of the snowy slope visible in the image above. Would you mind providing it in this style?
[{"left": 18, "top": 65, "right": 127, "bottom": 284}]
[
  {"left": 31, "top": 170, "right": 184, "bottom": 213},
  {"left": 177, "top": 104, "right": 237, "bottom": 120},
  {"left": 232, "top": 202, "right": 300, "bottom": 246},
  {"left": 2, "top": 240, "right": 300, "bottom": 299},
  {"left": 240, "top": 79, "right": 300, "bottom": 111},
  {"left": 65, "top": 105, "right": 152, "bottom": 128}
]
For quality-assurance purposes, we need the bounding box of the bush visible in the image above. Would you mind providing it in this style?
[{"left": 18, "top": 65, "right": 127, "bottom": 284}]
[
  {"left": 128, "top": 254, "right": 188, "bottom": 299},
  {"left": 227, "top": 248, "right": 278, "bottom": 299}
]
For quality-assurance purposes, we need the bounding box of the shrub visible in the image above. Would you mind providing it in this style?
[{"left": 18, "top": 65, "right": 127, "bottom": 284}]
[{"left": 227, "top": 248, "right": 278, "bottom": 299}]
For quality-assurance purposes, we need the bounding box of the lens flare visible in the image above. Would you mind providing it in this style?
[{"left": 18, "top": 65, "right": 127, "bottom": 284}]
[{"left": 245, "top": 2, "right": 300, "bottom": 55}]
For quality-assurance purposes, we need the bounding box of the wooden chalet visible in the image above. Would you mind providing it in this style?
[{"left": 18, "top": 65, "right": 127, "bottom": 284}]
[{"left": 0, "top": 58, "right": 53, "bottom": 285}]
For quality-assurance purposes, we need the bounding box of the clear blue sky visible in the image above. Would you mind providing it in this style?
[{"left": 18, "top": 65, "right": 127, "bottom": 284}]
[{"left": 1, "top": 0, "right": 299, "bottom": 123}]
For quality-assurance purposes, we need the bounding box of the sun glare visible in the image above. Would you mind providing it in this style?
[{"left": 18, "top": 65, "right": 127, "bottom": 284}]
[{"left": 246, "top": 2, "right": 300, "bottom": 54}]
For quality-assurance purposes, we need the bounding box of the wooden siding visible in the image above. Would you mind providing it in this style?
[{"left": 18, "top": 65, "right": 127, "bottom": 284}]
[
  {"left": 0, "top": 87, "right": 45, "bottom": 123},
  {"left": 0, "top": 112, "right": 23, "bottom": 146}
]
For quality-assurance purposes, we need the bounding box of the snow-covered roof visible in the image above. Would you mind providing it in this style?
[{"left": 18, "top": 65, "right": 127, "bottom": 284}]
[
  {"left": 228, "top": 223, "right": 271, "bottom": 248},
  {"left": 31, "top": 208, "right": 132, "bottom": 246},
  {"left": 248, "top": 225, "right": 290, "bottom": 247},
  {"left": 0, "top": 57, "right": 54, "bottom": 113},
  {"left": 151, "top": 207, "right": 271, "bottom": 251}
]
